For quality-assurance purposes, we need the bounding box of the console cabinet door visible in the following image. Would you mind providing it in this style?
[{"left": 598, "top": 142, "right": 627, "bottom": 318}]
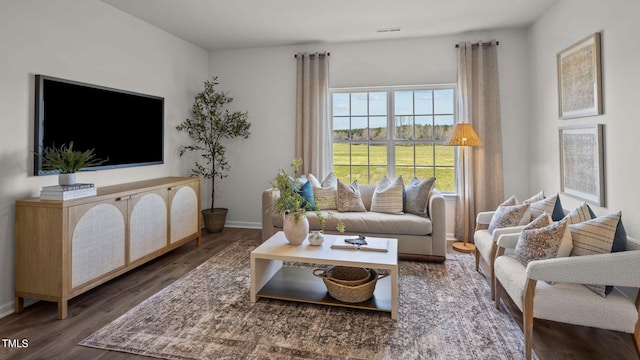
[
  {"left": 169, "top": 183, "right": 199, "bottom": 243},
  {"left": 68, "top": 199, "right": 127, "bottom": 290},
  {"left": 128, "top": 189, "right": 169, "bottom": 263}
]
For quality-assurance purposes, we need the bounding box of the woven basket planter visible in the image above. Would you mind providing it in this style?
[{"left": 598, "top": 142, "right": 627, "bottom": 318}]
[
  {"left": 313, "top": 266, "right": 370, "bottom": 286},
  {"left": 314, "top": 268, "right": 388, "bottom": 303}
]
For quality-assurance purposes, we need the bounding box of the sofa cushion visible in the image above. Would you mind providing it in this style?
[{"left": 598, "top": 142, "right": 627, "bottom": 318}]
[
  {"left": 564, "top": 202, "right": 594, "bottom": 224},
  {"left": 515, "top": 218, "right": 568, "bottom": 266},
  {"left": 501, "top": 195, "right": 518, "bottom": 206},
  {"left": 523, "top": 191, "right": 544, "bottom": 203},
  {"left": 569, "top": 212, "right": 621, "bottom": 297},
  {"left": 337, "top": 179, "right": 367, "bottom": 212},
  {"left": 488, "top": 204, "right": 530, "bottom": 235},
  {"left": 525, "top": 194, "right": 564, "bottom": 221},
  {"left": 308, "top": 173, "right": 337, "bottom": 210},
  {"left": 404, "top": 176, "right": 435, "bottom": 218},
  {"left": 306, "top": 210, "right": 432, "bottom": 236},
  {"left": 370, "top": 175, "right": 404, "bottom": 214}
]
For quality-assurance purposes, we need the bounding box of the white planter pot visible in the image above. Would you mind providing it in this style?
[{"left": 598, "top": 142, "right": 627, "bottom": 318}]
[
  {"left": 283, "top": 211, "right": 309, "bottom": 245},
  {"left": 58, "top": 173, "right": 77, "bottom": 186}
]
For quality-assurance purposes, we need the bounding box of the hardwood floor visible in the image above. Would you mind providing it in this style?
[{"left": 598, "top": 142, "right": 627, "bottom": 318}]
[{"left": 0, "top": 227, "right": 637, "bottom": 359}]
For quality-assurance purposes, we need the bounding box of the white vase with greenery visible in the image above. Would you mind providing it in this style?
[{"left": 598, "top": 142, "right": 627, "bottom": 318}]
[{"left": 271, "top": 159, "right": 345, "bottom": 245}]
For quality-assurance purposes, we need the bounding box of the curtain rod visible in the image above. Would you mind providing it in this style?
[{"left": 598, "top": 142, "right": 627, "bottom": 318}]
[
  {"left": 455, "top": 41, "right": 499, "bottom": 48},
  {"left": 294, "top": 52, "right": 330, "bottom": 58}
]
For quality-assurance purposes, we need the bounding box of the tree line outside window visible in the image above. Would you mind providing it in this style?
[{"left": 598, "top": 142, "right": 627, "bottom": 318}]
[{"left": 331, "top": 86, "right": 456, "bottom": 193}]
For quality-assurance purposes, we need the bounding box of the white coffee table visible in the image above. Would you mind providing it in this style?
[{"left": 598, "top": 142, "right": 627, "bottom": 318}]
[{"left": 250, "top": 231, "right": 399, "bottom": 319}]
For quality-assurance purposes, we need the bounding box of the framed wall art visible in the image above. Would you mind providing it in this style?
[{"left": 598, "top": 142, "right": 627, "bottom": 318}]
[
  {"left": 557, "top": 32, "right": 603, "bottom": 119},
  {"left": 559, "top": 124, "right": 605, "bottom": 206}
]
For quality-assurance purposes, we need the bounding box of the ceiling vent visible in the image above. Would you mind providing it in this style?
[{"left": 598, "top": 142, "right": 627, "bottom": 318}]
[{"left": 376, "top": 27, "right": 402, "bottom": 33}]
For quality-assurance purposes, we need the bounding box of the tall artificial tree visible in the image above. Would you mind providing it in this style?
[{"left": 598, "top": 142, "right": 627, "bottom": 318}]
[{"left": 176, "top": 77, "right": 251, "bottom": 213}]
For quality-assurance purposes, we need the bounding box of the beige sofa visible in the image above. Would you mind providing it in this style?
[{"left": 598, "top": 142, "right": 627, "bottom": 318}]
[{"left": 262, "top": 184, "right": 447, "bottom": 262}]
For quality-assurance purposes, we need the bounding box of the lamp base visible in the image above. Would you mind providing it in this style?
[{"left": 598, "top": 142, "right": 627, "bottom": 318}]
[{"left": 452, "top": 241, "right": 476, "bottom": 253}]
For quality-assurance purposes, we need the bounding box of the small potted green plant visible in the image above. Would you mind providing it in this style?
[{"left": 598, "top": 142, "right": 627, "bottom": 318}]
[
  {"left": 176, "top": 76, "right": 251, "bottom": 233},
  {"left": 39, "top": 142, "right": 107, "bottom": 185},
  {"left": 271, "top": 159, "right": 345, "bottom": 244}
]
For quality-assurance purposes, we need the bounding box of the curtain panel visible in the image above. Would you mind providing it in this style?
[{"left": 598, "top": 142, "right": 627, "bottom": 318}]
[
  {"left": 455, "top": 40, "right": 504, "bottom": 242},
  {"left": 295, "top": 52, "right": 330, "bottom": 177}
]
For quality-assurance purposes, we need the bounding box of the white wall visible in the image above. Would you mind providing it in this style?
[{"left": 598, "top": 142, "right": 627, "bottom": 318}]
[
  {"left": 528, "top": 0, "right": 640, "bottom": 236},
  {"left": 209, "top": 29, "right": 532, "bottom": 231},
  {"left": 0, "top": 0, "right": 208, "bottom": 317}
]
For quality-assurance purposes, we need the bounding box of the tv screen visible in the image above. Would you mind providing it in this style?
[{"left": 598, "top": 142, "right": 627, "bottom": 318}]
[{"left": 34, "top": 75, "right": 164, "bottom": 175}]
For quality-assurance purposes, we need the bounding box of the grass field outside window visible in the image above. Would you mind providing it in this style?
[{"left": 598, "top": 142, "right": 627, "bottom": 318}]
[{"left": 331, "top": 87, "right": 457, "bottom": 193}]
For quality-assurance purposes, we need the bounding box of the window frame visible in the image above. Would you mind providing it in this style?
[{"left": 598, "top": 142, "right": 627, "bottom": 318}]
[{"left": 330, "top": 84, "right": 457, "bottom": 193}]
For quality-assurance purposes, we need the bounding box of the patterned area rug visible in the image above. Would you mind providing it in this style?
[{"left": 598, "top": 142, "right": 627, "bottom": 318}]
[{"left": 80, "top": 238, "right": 535, "bottom": 359}]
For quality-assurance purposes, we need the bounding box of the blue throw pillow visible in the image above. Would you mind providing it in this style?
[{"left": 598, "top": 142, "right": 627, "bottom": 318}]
[
  {"left": 296, "top": 180, "right": 315, "bottom": 209},
  {"left": 551, "top": 194, "right": 565, "bottom": 221}
]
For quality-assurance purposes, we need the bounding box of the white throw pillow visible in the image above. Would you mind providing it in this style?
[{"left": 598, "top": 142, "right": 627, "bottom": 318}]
[{"left": 370, "top": 175, "right": 404, "bottom": 215}]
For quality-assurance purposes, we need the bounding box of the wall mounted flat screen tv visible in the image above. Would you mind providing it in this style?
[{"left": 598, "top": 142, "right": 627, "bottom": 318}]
[{"left": 34, "top": 75, "right": 164, "bottom": 175}]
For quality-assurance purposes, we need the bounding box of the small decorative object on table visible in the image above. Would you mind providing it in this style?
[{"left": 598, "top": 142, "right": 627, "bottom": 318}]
[{"left": 308, "top": 231, "right": 324, "bottom": 246}]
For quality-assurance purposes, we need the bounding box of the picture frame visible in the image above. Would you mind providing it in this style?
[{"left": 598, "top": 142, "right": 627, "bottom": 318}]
[
  {"left": 557, "top": 33, "right": 602, "bottom": 119},
  {"left": 559, "top": 124, "right": 605, "bottom": 206}
]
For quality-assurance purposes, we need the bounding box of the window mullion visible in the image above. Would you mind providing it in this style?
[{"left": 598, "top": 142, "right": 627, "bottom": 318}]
[
  {"left": 387, "top": 91, "right": 395, "bottom": 179},
  {"left": 432, "top": 90, "right": 437, "bottom": 178}
]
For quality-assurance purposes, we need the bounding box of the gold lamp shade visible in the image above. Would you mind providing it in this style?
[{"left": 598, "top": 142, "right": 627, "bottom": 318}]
[{"left": 446, "top": 123, "right": 483, "bottom": 147}]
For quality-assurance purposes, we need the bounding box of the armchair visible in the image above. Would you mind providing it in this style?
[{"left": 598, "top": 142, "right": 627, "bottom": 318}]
[
  {"left": 494, "top": 233, "right": 640, "bottom": 360},
  {"left": 474, "top": 210, "right": 526, "bottom": 299}
]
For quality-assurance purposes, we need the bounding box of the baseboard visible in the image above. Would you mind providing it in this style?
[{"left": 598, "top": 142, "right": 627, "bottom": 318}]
[
  {"left": 0, "top": 300, "right": 13, "bottom": 319},
  {"left": 0, "top": 298, "right": 38, "bottom": 320},
  {"left": 224, "top": 221, "right": 262, "bottom": 229}
]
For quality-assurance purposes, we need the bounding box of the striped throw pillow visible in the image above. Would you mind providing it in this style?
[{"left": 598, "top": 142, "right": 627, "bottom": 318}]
[
  {"left": 569, "top": 211, "right": 621, "bottom": 297},
  {"left": 308, "top": 173, "right": 337, "bottom": 210},
  {"left": 371, "top": 175, "right": 404, "bottom": 214}
]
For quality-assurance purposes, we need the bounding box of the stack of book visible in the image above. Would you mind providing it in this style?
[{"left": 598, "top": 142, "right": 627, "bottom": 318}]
[{"left": 40, "top": 183, "right": 97, "bottom": 201}]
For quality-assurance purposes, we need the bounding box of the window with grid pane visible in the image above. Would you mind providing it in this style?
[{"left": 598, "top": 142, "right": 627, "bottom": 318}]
[{"left": 331, "top": 86, "right": 456, "bottom": 193}]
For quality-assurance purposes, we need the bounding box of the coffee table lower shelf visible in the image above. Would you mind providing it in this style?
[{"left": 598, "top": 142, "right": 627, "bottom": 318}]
[{"left": 256, "top": 266, "right": 392, "bottom": 314}]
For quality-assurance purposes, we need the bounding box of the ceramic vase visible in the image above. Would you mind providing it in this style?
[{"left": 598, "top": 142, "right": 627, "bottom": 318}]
[
  {"left": 58, "top": 173, "right": 77, "bottom": 186},
  {"left": 283, "top": 211, "right": 309, "bottom": 245}
]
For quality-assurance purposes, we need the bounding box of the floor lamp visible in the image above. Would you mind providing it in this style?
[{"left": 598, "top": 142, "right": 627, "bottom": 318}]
[{"left": 447, "top": 123, "right": 483, "bottom": 253}]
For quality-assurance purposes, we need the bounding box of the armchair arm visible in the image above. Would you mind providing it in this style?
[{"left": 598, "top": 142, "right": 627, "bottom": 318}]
[
  {"left": 525, "top": 250, "right": 640, "bottom": 287},
  {"left": 496, "top": 232, "right": 521, "bottom": 250},
  {"left": 476, "top": 211, "right": 495, "bottom": 226},
  {"left": 491, "top": 225, "right": 526, "bottom": 242}
]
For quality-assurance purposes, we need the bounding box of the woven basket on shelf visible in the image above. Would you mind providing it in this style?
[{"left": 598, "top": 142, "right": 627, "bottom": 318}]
[
  {"left": 313, "top": 266, "right": 370, "bottom": 286},
  {"left": 314, "top": 268, "right": 388, "bottom": 303}
]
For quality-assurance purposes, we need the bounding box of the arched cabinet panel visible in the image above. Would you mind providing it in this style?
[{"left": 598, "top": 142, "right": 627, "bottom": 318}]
[
  {"left": 70, "top": 202, "right": 126, "bottom": 288},
  {"left": 129, "top": 191, "right": 168, "bottom": 262},
  {"left": 170, "top": 185, "right": 199, "bottom": 244}
]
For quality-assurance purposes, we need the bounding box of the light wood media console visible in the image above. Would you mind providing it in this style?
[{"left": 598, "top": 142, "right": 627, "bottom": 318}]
[{"left": 14, "top": 177, "right": 201, "bottom": 319}]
